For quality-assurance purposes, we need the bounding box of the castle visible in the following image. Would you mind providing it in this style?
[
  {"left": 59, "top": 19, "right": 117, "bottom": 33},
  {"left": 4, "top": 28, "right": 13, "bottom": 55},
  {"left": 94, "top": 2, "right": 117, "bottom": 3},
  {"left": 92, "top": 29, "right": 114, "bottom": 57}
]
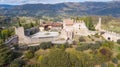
[{"left": 14, "top": 18, "right": 120, "bottom": 45}]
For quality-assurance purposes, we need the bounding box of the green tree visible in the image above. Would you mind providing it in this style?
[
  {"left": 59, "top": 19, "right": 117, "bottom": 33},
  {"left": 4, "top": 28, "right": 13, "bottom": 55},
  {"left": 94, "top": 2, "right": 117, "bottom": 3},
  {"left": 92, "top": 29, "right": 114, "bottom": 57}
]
[
  {"left": 0, "top": 28, "right": 15, "bottom": 41},
  {"left": 0, "top": 44, "right": 13, "bottom": 66},
  {"left": 10, "top": 59, "right": 25, "bottom": 67},
  {"left": 83, "top": 17, "right": 95, "bottom": 31},
  {"left": 99, "top": 48, "right": 113, "bottom": 61},
  {"left": 30, "top": 22, "right": 34, "bottom": 28},
  {"left": 1, "top": 29, "right": 9, "bottom": 40},
  {"left": 24, "top": 50, "right": 34, "bottom": 59},
  {"left": 41, "top": 49, "right": 72, "bottom": 67},
  {"left": 102, "top": 41, "right": 114, "bottom": 49},
  {"left": 39, "top": 42, "right": 52, "bottom": 50}
]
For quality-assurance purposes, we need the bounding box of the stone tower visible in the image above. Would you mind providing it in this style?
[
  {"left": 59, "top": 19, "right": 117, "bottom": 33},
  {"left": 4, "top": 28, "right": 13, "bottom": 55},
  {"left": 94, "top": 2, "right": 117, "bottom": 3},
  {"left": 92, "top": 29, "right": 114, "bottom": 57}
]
[
  {"left": 95, "top": 17, "right": 101, "bottom": 31},
  {"left": 15, "top": 27, "right": 31, "bottom": 44},
  {"left": 15, "top": 27, "right": 25, "bottom": 38}
]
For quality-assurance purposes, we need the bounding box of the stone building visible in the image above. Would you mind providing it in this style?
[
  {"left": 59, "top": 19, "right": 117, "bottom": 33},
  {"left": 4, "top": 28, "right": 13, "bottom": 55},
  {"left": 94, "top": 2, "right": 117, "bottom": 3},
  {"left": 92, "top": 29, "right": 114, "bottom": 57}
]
[{"left": 60, "top": 19, "right": 95, "bottom": 40}]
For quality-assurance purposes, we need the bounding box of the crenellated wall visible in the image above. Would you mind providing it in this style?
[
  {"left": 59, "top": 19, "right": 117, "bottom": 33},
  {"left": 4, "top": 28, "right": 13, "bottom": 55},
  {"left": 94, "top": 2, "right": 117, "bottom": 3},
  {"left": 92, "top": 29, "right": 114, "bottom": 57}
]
[
  {"left": 101, "top": 30, "right": 120, "bottom": 42},
  {"left": 95, "top": 17, "right": 120, "bottom": 42}
]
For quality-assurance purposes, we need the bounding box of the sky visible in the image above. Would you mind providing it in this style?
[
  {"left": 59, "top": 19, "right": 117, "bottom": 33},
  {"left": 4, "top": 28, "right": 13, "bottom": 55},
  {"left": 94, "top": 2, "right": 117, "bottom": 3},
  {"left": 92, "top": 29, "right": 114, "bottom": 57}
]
[{"left": 0, "top": 0, "right": 113, "bottom": 5}]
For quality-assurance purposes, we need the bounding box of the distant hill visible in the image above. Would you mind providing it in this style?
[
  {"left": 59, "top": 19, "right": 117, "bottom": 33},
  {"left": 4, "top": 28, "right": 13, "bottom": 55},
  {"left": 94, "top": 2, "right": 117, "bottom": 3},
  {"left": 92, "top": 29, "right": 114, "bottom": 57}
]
[
  {"left": 0, "top": 4, "right": 14, "bottom": 9},
  {"left": 0, "top": 2, "right": 120, "bottom": 17}
]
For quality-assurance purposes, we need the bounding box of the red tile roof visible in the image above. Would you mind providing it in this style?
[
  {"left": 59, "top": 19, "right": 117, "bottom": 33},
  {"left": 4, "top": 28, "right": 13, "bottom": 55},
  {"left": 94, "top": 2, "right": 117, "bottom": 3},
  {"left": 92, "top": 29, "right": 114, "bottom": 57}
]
[{"left": 40, "top": 22, "right": 63, "bottom": 27}]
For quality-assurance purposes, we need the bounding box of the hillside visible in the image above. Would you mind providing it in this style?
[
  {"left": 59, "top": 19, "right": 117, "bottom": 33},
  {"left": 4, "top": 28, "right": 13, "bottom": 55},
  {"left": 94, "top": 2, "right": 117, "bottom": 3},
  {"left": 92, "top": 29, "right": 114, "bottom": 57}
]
[{"left": 0, "top": 2, "right": 120, "bottom": 17}]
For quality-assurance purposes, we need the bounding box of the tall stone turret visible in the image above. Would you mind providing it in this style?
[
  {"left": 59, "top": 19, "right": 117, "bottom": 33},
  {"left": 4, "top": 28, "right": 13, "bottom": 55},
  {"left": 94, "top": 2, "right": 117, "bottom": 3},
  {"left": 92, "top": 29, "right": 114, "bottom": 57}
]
[
  {"left": 15, "top": 27, "right": 25, "bottom": 38},
  {"left": 15, "top": 27, "right": 31, "bottom": 44},
  {"left": 95, "top": 17, "right": 101, "bottom": 31}
]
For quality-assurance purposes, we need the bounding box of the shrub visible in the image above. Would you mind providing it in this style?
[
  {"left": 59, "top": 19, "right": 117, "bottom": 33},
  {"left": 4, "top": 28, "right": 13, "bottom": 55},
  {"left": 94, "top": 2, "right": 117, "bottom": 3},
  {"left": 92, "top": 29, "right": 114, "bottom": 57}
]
[
  {"left": 76, "top": 42, "right": 102, "bottom": 51},
  {"left": 38, "top": 55, "right": 43, "bottom": 62},
  {"left": 12, "top": 52, "right": 22, "bottom": 59},
  {"left": 55, "top": 44, "right": 72, "bottom": 49},
  {"left": 28, "top": 46, "right": 40, "bottom": 52},
  {"left": 79, "top": 36, "right": 86, "bottom": 42},
  {"left": 99, "top": 48, "right": 111, "bottom": 56},
  {"left": 89, "top": 42, "right": 101, "bottom": 50},
  {"left": 10, "top": 59, "right": 25, "bottom": 67},
  {"left": 102, "top": 41, "right": 114, "bottom": 49},
  {"left": 73, "top": 41, "right": 77, "bottom": 45},
  {"left": 24, "top": 64, "right": 40, "bottom": 67},
  {"left": 91, "top": 38, "right": 94, "bottom": 41},
  {"left": 112, "top": 58, "right": 118, "bottom": 64},
  {"left": 118, "top": 64, "right": 120, "bottom": 67},
  {"left": 94, "top": 33, "right": 100, "bottom": 38},
  {"left": 108, "top": 63, "right": 114, "bottom": 67},
  {"left": 117, "top": 39, "right": 120, "bottom": 44},
  {"left": 101, "top": 63, "right": 107, "bottom": 67},
  {"left": 24, "top": 50, "right": 34, "bottom": 59},
  {"left": 39, "top": 42, "right": 52, "bottom": 50},
  {"left": 76, "top": 43, "right": 90, "bottom": 51},
  {"left": 99, "top": 48, "right": 113, "bottom": 61},
  {"left": 116, "top": 53, "right": 120, "bottom": 60},
  {"left": 88, "top": 35, "right": 91, "bottom": 38}
]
